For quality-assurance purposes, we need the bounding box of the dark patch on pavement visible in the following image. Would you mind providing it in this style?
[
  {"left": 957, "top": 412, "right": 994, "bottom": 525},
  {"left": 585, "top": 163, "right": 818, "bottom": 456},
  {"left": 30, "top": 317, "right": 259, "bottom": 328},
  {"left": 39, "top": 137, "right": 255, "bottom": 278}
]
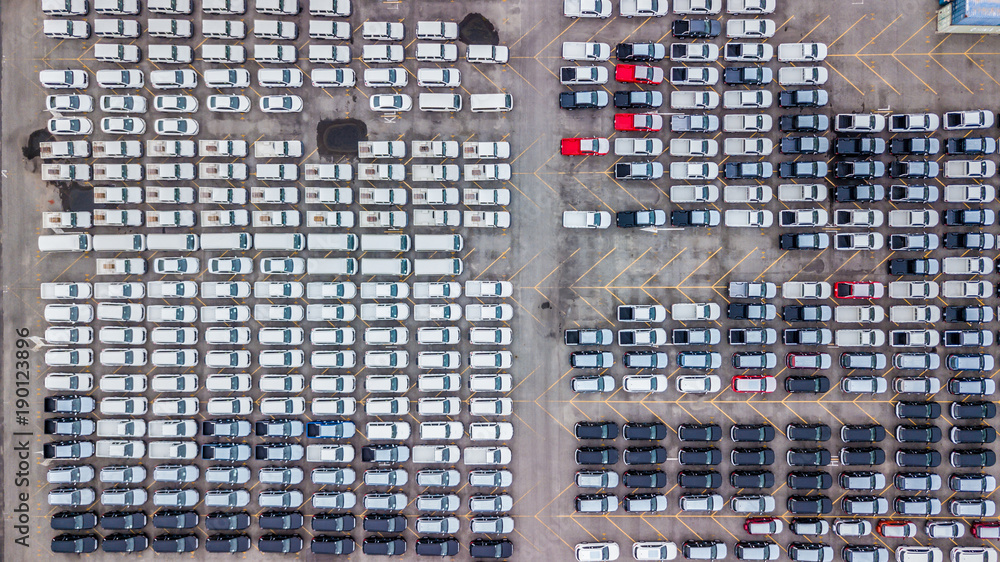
[
  {"left": 56, "top": 183, "right": 94, "bottom": 213},
  {"left": 317, "top": 118, "right": 367, "bottom": 156},
  {"left": 459, "top": 13, "right": 499, "bottom": 45},
  {"left": 23, "top": 129, "right": 53, "bottom": 159}
]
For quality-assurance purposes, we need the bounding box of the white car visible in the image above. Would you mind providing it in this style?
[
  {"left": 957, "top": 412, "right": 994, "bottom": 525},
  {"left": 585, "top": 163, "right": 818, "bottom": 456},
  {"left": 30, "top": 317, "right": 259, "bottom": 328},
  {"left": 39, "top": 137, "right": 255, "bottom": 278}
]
[
  {"left": 100, "top": 95, "right": 147, "bottom": 113},
  {"left": 370, "top": 94, "right": 413, "bottom": 112},
  {"left": 202, "top": 281, "right": 252, "bottom": 299},
  {"left": 208, "top": 257, "right": 253, "bottom": 274},
  {"left": 364, "top": 68, "right": 408, "bottom": 87},
  {"left": 261, "top": 257, "right": 305, "bottom": 275},
  {"left": 205, "top": 350, "right": 252, "bottom": 369},
  {"left": 621, "top": 0, "right": 669, "bottom": 17},
  {"left": 46, "top": 94, "right": 94, "bottom": 113},
  {"left": 676, "top": 375, "right": 722, "bottom": 393},
  {"left": 96, "top": 69, "right": 144, "bottom": 88},
  {"left": 153, "top": 95, "right": 198, "bottom": 113},
  {"left": 151, "top": 349, "right": 198, "bottom": 367},
  {"left": 206, "top": 373, "right": 252, "bottom": 392},
  {"left": 207, "top": 95, "right": 251, "bottom": 113},
  {"left": 204, "top": 69, "right": 252, "bottom": 88},
  {"left": 48, "top": 118, "right": 94, "bottom": 135},
  {"left": 153, "top": 257, "right": 199, "bottom": 275},
  {"left": 151, "top": 327, "right": 198, "bottom": 345},
  {"left": 154, "top": 118, "right": 199, "bottom": 136},
  {"left": 727, "top": 18, "right": 776, "bottom": 38},
  {"left": 260, "top": 95, "right": 304, "bottom": 113},
  {"left": 623, "top": 374, "right": 669, "bottom": 393},
  {"left": 205, "top": 327, "right": 252, "bottom": 345},
  {"left": 150, "top": 69, "right": 198, "bottom": 89},
  {"left": 207, "top": 397, "right": 254, "bottom": 416}
]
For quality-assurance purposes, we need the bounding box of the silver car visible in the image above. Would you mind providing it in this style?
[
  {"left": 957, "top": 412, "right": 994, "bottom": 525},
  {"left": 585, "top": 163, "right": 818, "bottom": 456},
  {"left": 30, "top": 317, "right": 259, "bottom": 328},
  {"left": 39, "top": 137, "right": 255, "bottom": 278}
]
[{"left": 415, "top": 516, "right": 461, "bottom": 534}]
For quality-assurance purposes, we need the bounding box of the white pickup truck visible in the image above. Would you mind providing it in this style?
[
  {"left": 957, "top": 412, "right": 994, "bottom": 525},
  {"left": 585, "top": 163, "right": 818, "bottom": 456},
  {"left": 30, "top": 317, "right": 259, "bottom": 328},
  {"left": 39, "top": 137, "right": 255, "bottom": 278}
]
[
  {"left": 199, "top": 187, "right": 248, "bottom": 204},
  {"left": 359, "top": 188, "right": 407, "bottom": 206},
  {"left": 835, "top": 329, "right": 886, "bottom": 347},
  {"left": 40, "top": 282, "right": 93, "bottom": 299},
  {"left": 671, "top": 303, "right": 721, "bottom": 321},
  {"left": 413, "top": 445, "right": 461, "bottom": 463},
  {"left": 778, "top": 183, "right": 827, "bottom": 202},
  {"left": 43, "top": 212, "right": 91, "bottom": 229},
  {"left": 564, "top": 0, "right": 612, "bottom": 17},
  {"left": 670, "top": 184, "right": 719, "bottom": 203},
  {"left": 198, "top": 139, "right": 248, "bottom": 158},
  {"left": 890, "top": 305, "right": 942, "bottom": 324},
  {"left": 835, "top": 305, "right": 885, "bottom": 324},
  {"left": 96, "top": 258, "right": 146, "bottom": 276},
  {"left": 412, "top": 187, "right": 459, "bottom": 205},
  {"left": 94, "top": 209, "right": 142, "bottom": 227},
  {"left": 254, "top": 140, "right": 303, "bottom": 158},
  {"left": 304, "top": 164, "right": 352, "bottom": 181},
  {"left": 777, "top": 42, "right": 828, "bottom": 62},
  {"left": 253, "top": 210, "right": 300, "bottom": 228},
  {"left": 464, "top": 211, "right": 510, "bottom": 228},
  {"left": 146, "top": 210, "right": 195, "bottom": 228},
  {"left": 464, "top": 164, "right": 512, "bottom": 181},
  {"left": 251, "top": 187, "right": 299, "bottom": 204},
  {"left": 782, "top": 281, "right": 831, "bottom": 300},
  {"left": 464, "top": 189, "right": 510, "bottom": 206},
  {"left": 94, "top": 186, "right": 142, "bottom": 204},
  {"left": 146, "top": 186, "right": 196, "bottom": 204},
  {"left": 413, "top": 283, "right": 461, "bottom": 300},
  {"left": 724, "top": 185, "right": 772, "bottom": 203},
  {"left": 201, "top": 210, "right": 250, "bottom": 227},
  {"left": 199, "top": 162, "right": 248, "bottom": 180},
  {"left": 358, "top": 164, "right": 406, "bottom": 181},
  {"left": 670, "top": 90, "right": 720, "bottom": 109},
  {"left": 40, "top": 141, "right": 90, "bottom": 159},
  {"left": 562, "top": 41, "right": 611, "bottom": 61},
  {"left": 358, "top": 140, "right": 406, "bottom": 159},
  {"left": 413, "top": 210, "right": 461, "bottom": 227},
  {"left": 411, "top": 140, "right": 459, "bottom": 158},
  {"left": 463, "top": 141, "right": 511, "bottom": 159},
  {"left": 145, "top": 163, "right": 195, "bottom": 181},
  {"left": 305, "top": 187, "right": 353, "bottom": 204},
  {"left": 146, "top": 140, "right": 195, "bottom": 158},
  {"left": 359, "top": 211, "right": 407, "bottom": 229},
  {"left": 93, "top": 140, "right": 142, "bottom": 158},
  {"left": 93, "top": 163, "right": 142, "bottom": 181},
  {"left": 411, "top": 164, "right": 459, "bottom": 182},
  {"left": 618, "top": 304, "right": 667, "bottom": 322},
  {"left": 464, "top": 446, "right": 512, "bottom": 465},
  {"left": 42, "top": 164, "right": 90, "bottom": 181},
  {"left": 562, "top": 211, "right": 612, "bottom": 229}
]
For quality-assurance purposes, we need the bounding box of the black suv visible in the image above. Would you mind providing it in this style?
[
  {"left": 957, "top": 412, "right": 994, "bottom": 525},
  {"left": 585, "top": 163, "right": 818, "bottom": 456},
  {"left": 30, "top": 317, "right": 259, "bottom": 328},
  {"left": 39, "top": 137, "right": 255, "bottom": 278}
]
[
  {"left": 895, "top": 424, "right": 942, "bottom": 443},
  {"left": 787, "top": 496, "right": 833, "bottom": 514},
  {"left": 311, "top": 536, "right": 356, "bottom": 555},
  {"left": 786, "top": 449, "right": 831, "bottom": 467},
  {"left": 364, "top": 514, "right": 406, "bottom": 532},
  {"left": 677, "top": 423, "right": 722, "bottom": 442},
  {"left": 624, "top": 446, "right": 666, "bottom": 465},
  {"left": 623, "top": 422, "right": 667, "bottom": 440},
  {"left": 678, "top": 447, "right": 722, "bottom": 465},
  {"left": 575, "top": 421, "right": 619, "bottom": 440},
  {"left": 841, "top": 425, "right": 886, "bottom": 443},
  {"left": 312, "top": 513, "right": 356, "bottom": 532},
  {"left": 623, "top": 470, "right": 668, "bottom": 488},
  {"left": 677, "top": 470, "right": 722, "bottom": 489},
  {"left": 205, "top": 534, "right": 251, "bottom": 554},
  {"left": 52, "top": 534, "right": 99, "bottom": 554},
  {"left": 153, "top": 511, "right": 198, "bottom": 530},
  {"left": 576, "top": 446, "right": 619, "bottom": 465},
  {"left": 205, "top": 511, "right": 250, "bottom": 531},
  {"left": 363, "top": 537, "right": 407, "bottom": 556},
  {"left": 52, "top": 511, "right": 98, "bottom": 531},
  {"left": 731, "top": 424, "right": 775, "bottom": 442},
  {"left": 787, "top": 471, "right": 833, "bottom": 490},
  {"left": 786, "top": 424, "right": 832, "bottom": 441},
  {"left": 730, "top": 470, "right": 775, "bottom": 489},
  {"left": 259, "top": 512, "right": 304, "bottom": 530}
]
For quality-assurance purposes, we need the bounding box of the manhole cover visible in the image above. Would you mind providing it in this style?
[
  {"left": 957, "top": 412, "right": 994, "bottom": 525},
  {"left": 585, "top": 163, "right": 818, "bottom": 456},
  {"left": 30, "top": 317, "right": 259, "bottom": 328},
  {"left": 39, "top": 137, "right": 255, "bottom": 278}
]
[
  {"left": 458, "top": 13, "right": 499, "bottom": 45},
  {"left": 317, "top": 118, "right": 368, "bottom": 157}
]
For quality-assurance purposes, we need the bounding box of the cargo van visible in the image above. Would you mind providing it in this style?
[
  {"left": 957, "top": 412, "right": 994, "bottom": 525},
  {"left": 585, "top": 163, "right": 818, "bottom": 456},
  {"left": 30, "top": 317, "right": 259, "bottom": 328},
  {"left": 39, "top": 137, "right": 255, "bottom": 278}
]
[
  {"left": 416, "top": 43, "right": 459, "bottom": 62},
  {"left": 257, "top": 68, "right": 304, "bottom": 87},
  {"left": 202, "top": 0, "right": 246, "bottom": 15},
  {"left": 254, "top": 44, "right": 296, "bottom": 64},
  {"left": 254, "top": 19, "right": 297, "bottom": 40},
  {"left": 202, "top": 19, "right": 246, "bottom": 39},
  {"left": 416, "top": 21, "right": 459, "bottom": 41},
  {"left": 254, "top": 233, "right": 305, "bottom": 251},
  {"left": 38, "top": 234, "right": 92, "bottom": 253},
  {"left": 256, "top": 164, "right": 297, "bottom": 181},
  {"left": 414, "top": 258, "right": 463, "bottom": 276},
  {"left": 419, "top": 93, "right": 462, "bottom": 112},
  {"left": 467, "top": 44, "right": 509, "bottom": 64},
  {"left": 361, "top": 258, "right": 411, "bottom": 277},
  {"left": 470, "top": 93, "right": 513, "bottom": 113},
  {"left": 361, "top": 234, "right": 411, "bottom": 252},
  {"left": 201, "top": 232, "right": 252, "bottom": 251},
  {"left": 201, "top": 44, "right": 245, "bottom": 63},
  {"left": 307, "top": 233, "right": 358, "bottom": 251},
  {"left": 308, "top": 45, "right": 349, "bottom": 64},
  {"left": 309, "top": 20, "right": 350, "bottom": 40},
  {"left": 307, "top": 258, "right": 357, "bottom": 275},
  {"left": 367, "top": 421, "right": 412, "bottom": 441},
  {"left": 92, "top": 234, "right": 146, "bottom": 252},
  {"left": 94, "top": 43, "right": 141, "bottom": 63},
  {"left": 414, "top": 234, "right": 463, "bottom": 252},
  {"left": 148, "top": 18, "right": 193, "bottom": 38},
  {"left": 147, "top": 233, "right": 199, "bottom": 251}
]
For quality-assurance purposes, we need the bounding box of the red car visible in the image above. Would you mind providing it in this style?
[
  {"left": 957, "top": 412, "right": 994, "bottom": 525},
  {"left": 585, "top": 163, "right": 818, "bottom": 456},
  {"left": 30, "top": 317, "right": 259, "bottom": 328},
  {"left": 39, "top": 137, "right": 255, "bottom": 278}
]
[
  {"left": 731, "top": 375, "right": 776, "bottom": 393},
  {"left": 614, "top": 113, "right": 663, "bottom": 132},
  {"left": 834, "top": 281, "right": 884, "bottom": 299},
  {"left": 615, "top": 64, "right": 665, "bottom": 85},
  {"left": 876, "top": 520, "right": 917, "bottom": 538},
  {"left": 744, "top": 517, "right": 783, "bottom": 535},
  {"left": 561, "top": 137, "right": 611, "bottom": 156},
  {"left": 972, "top": 522, "right": 1000, "bottom": 539}
]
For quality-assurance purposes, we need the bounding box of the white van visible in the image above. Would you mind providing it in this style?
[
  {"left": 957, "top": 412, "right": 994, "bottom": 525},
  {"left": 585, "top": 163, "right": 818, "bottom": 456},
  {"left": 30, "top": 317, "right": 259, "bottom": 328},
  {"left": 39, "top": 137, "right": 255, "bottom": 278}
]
[
  {"left": 416, "top": 43, "right": 459, "bottom": 62},
  {"left": 309, "top": 0, "right": 350, "bottom": 16},
  {"left": 307, "top": 233, "right": 358, "bottom": 251},
  {"left": 203, "top": 0, "right": 246, "bottom": 15},
  {"left": 256, "top": 163, "right": 298, "bottom": 181},
  {"left": 254, "top": 44, "right": 296, "bottom": 64},
  {"left": 44, "top": 19, "right": 91, "bottom": 39},
  {"left": 309, "top": 20, "right": 350, "bottom": 40},
  {"left": 414, "top": 234, "right": 463, "bottom": 252},
  {"left": 254, "top": 19, "right": 297, "bottom": 39},
  {"left": 94, "top": 43, "right": 141, "bottom": 63},
  {"left": 254, "top": 233, "right": 305, "bottom": 251},
  {"left": 147, "top": 233, "right": 199, "bottom": 251},
  {"left": 361, "top": 44, "right": 404, "bottom": 63},
  {"left": 148, "top": 18, "right": 193, "bottom": 38},
  {"left": 308, "top": 45, "right": 350, "bottom": 64},
  {"left": 201, "top": 232, "right": 252, "bottom": 251},
  {"left": 38, "top": 234, "right": 92, "bottom": 253},
  {"left": 419, "top": 93, "right": 462, "bottom": 112},
  {"left": 307, "top": 258, "right": 357, "bottom": 275},
  {"left": 361, "top": 234, "right": 411, "bottom": 252},
  {"left": 414, "top": 258, "right": 463, "bottom": 276},
  {"left": 311, "top": 68, "right": 356, "bottom": 88},
  {"left": 367, "top": 421, "right": 412, "bottom": 441},
  {"left": 467, "top": 44, "right": 510, "bottom": 64},
  {"left": 202, "top": 19, "right": 247, "bottom": 39},
  {"left": 201, "top": 44, "right": 246, "bottom": 63},
  {"left": 92, "top": 234, "right": 146, "bottom": 252},
  {"left": 361, "top": 258, "right": 411, "bottom": 277},
  {"left": 470, "top": 93, "right": 513, "bottom": 113},
  {"left": 257, "top": 68, "right": 304, "bottom": 88},
  {"left": 416, "top": 21, "right": 459, "bottom": 40}
]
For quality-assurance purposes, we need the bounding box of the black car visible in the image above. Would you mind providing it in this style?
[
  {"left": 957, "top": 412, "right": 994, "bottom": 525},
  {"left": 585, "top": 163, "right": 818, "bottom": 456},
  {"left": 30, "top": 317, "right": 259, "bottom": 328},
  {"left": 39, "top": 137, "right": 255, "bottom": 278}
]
[
  {"left": 835, "top": 184, "right": 885, "bottom": 202},
  {"left": 52, "top": 534, "right": 99, "bottom": 554},
  {"left": 779, "top": 114, "right": 829, "bottom": 132},
  {"left": 779, "top": 233, "right": 830, "bottom": 250},
  {"left": 786, "top": 449, "right": 831, "bottom": 467},
  {"left": 840, "top": 447, "right": 886, "bottom": 465},
  {"left": 576, "top": 446, "right": 619, "bottom": 465},
  {"left": 787, "top": 471, "right": 833, "bottom": 489},
  {"left": 677, "top": 470, "right": 722, "bottom": 489},
  {"left": 470, "top": 539, "right": 513, "bottom": 559},
  {"left": 895, "top": 401, "right": 942, "bottom": 419},
  {"left": 945, "top": 208, "right": 993, "bottom": 226},
  {"left": 950, "top": 425, "right": 996, "bottom": 444},
  {"left": 616, "top": 42, "right": 666, "bottom": 61},
  {"left": 672, "top": 18, "right": 721, "bottom": 38},
  {"left": 102, "top": 533, "right": 148, "bottom": 553},
  {"left": 205, "top": 511, "right": 250, "bottom": 531},
  {"left": 786, "top": 424, "right": 832, "bottom": 441},
  {"left": 725, "top": 162, "right": 773, "bottom": 179},
  {"left": 895, "top": 424, "right": 942, "bottom": 443},
  {"left": 888, "top": 258, "right": 940, "bottom": 276},
  {"left": 678, "top": 423, "right": 722, "bottom": 442},
  {"left": 730, "top": 470, "right": 775, "bottom": 489},
  {"left": 616, "top": 209, "right": 666, "bottom": 228},
  {"left": 895, "top": 449, "right": 941, "bottom": 467},
  {"left": 364, "top": 514, "right": 407, "bottom": 533},
  {"left": 256, "top": 443, "right": 302, "bottom": 461},
  {"left": 951, "top": 449, "right": 996, "bottom": 467},
  {"left": 101, "top": 510, "right": 147, "bottom": 530},
  {"left": 44, "top": 417, "right": 94, "bottom": 436},
  {"left": 787, "top": 496, "right": 833, "bottom": 514},
  {"left": 259, "top": 512, "right": 304, "bottom": 530},
  {"left": 890, "top": 160, "right": 938, "bottom": 178},
  {"left": 205, "top": 419, "right": 252, "bottom": 437},
  {"left": 206, "top": 534, "right": 251, "bottom": 554},
  {"left": 841, "top": 425, "right": 886, "bottom": 443},
  {"left": 782, "top": 305, "right": 832, "bottom": 322},
  {"left": 780, "top": 136, "right": 829, "bottom": 154},
  {"left": 780, "top": 161, "right": 827, "bottom": 178},
  {"left": 151, "top": 534, "right": 198, "bottom": 553},
  {"left": 613, "top": 90, "right": 661, "bottom": 109},
  {"left": 947, "top": 136, "right": 997, "bottom": 154},
  {"left": 724, "top": 67, "right": 772, "bottom": 85},
  {"left": 785, "top": 376, "right": 831, "bottom": 393},
  {"left": 951, "top": 401, "right": 997, "bottom": 419},
  {"left": 731, "top": 425, "right": 775, "bottom": 442},
  {"left": 889, "top": 184, "right": 938, "bottom": 202},
  {"left": 945, "top": 230, "right": 993, "bottom": 248},
  {"left": 52, "top": 511, "right": 98, "bottom": 531},
  {"left": 364, "top": 537, "right": 407, "bottom": 556},
  {"left": 890, "top": 137, "right": 940, "bottom": 155},
  {"left": 415, "top": 537, "right": 461, "bottom": 557},
  {"left": 671, "top": 209, "right": 720, "bottom": 227},
  {"left": 312, "top": 513, "right": 356, "bottom": 532},
  {"left": 945, "top": 306, "right": 992, "bottom": 323},
  {"left": 778, "top": 89, "right": 828, "bottom": 107},
  {"left": 624, "top": 470, "right": 668, "bottom": 488},
  {"left": 731, "top": 448, "right": 774, "bottom": 466},
  {"left": 678, "top": 447, "right": 722, "bottom": 465},
  {"left": 575, "top": 421, "right": 618, "bottom": 439},
  {"left": 259, "top": 534, "right": 303, "bottom": 554},
  {"left": 835, "top": 137, "right": 886, "bottom": 155},
  {"left": 44, "top": 395, "right": 94, "bottom": 414},
  {"left": 307, "top": 420, "right": 354, "bottom": 439},
  {"left": 254, "top": 419, "right": 302, "bottom": 438},
  {"left": 312, "top": 536, "right": 356, "bottom": 555},
  {"left": 624, "top": 446, "right": 666, "bottom": 465},
  {"left": 153, "top": 511, "right": 198, "bottom": 530},
  {"left": 623, "top": 422, "right": 668, "bottom": 440}
]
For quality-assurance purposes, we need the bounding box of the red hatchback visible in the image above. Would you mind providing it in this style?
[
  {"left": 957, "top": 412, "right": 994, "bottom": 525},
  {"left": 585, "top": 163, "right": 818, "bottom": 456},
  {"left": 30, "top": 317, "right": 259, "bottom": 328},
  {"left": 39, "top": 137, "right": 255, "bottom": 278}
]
[
  {"left": 972, "top": 522, "right": 1000, "bottom": 539},
  {"left": 614, "top": 113, "right": 663, "bottom": 132},
  {"left": 834, "top": 282, "right": 884, "bottom": 299},
  {"left": 561, "top": 137, "right": 610, "bottom": 156},
  {"left": 615, "top": 64, "right": 665, "bottom": 84},
  {"left": 744, "top": 517, "right": 783, "bottom": 535}
]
